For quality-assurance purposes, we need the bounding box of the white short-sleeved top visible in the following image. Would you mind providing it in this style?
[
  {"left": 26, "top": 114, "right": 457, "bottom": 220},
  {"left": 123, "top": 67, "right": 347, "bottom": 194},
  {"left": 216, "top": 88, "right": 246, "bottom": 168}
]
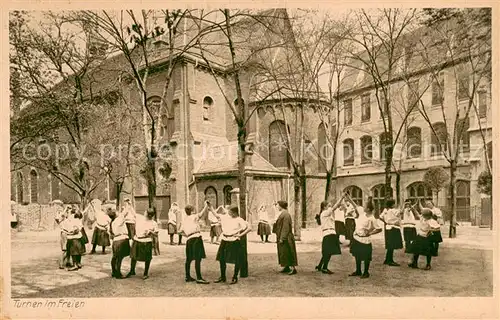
[
  {"left": 353, "top": 215, "right": 382, "bottom": 244},
  {"left": 320, "top": 209, "right": 336, "bottom": 236},
  {"left": 380, "top": 208, "right": 402, "bottom": 230},
  {"left": 402, "top": 208, "right": 416, "bottom": 227},
  {"left": 431, "top": 207, "right": 444, "bottom": 225},
  {"left": 334, "top": 208, "right": 345, "bottom": 223},
  {"left": 416, "top": 218, "right": 441, "bottom": 237},
  {"left": 181, "top": 214, "right": 202, "bottom": 240},
  {"left": 258, "top": 208, "right": 270, "bottom": 223},
  {"left": 134, "top": 219, "right": 158, "bottom": 243},
  {"left": 220, "top": 215, "right": 248, "bottom": 241}
]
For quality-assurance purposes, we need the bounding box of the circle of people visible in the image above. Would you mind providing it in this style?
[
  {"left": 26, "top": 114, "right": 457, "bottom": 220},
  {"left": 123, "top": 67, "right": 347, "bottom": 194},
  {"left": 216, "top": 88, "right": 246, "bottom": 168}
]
[{"left": 53, "top": 192, "right": 443, "bottom": 284}]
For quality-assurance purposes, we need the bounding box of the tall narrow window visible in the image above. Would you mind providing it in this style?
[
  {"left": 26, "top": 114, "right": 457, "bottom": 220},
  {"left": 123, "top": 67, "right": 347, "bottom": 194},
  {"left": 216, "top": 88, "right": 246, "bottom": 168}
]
[
  {"left": 379, "top": 132, "right": 391, "bottom": 160},
  {"left": 16, "top": 172, "right": 24, "bottom": 203},
  {"left": 408, "top": 79, "right": 419, "bottom": 109},
  {"left": 203, "top": 96, "right": 213, "bottom": 121},
  {"left": 407, "top": 182, "right": 433, "bottom": 206},
  {"left": 344, "top": 185, "right": 363, "bottom": 206},
  {"left": 360, "top": 135, "right": 373, "bottom": 164},
  {"left": 343, "top": 139, "right": 354, "bottom": 166},
  {"left": 344, "top": 99, "right": 353, "bottom": 126},
  {"left": 431, "top": 122, "right": 448, "bottom": 156},
  {"left": 361, "top": 94, "right": 371, "bottom": 122},
  {"left": 372, "top": 184, "right": 386, "bottom": 216},
  {"left": 407, "top": 127, "right": 422, "bottom": 158},
  {"left": 432, "top": 73, "right": 445, "bottom": 105},
  {"left": 223, "top": 185, "right": 233, "bottom": 206},
  {"left": 478, "top": 91, "right": 487, "bottom": 119},
  {"left": 457, "top": 72, "right": 469, "bottom": 100},
  {"left": 378, "top": 93, "right": 388, "bottom": 118},
  {"left": 269, "top": 120, "right": 289, "bottom": 168},
  {"left": 30, "top": 169, "right": 38, "bottom": 203}
]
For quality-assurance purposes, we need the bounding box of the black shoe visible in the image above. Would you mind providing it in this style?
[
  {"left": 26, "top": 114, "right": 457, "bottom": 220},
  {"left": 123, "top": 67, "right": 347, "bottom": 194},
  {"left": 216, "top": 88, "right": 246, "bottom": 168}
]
[
  {"left": 349, "top": 272, "right": 361, "bottom": 277},
  {"left": 321, "top": 269, "right": 334, "bottom": 274},
  {"left": 126, "top": 272, "right": 136, "bottom": 278},
  {"left": 315, "top": 265, "right": 322, "bottom": 271},
  {"left": 196, "top": 278, "right": 210, "bottom": 284},
  {"left": 383, "top": 261, "right": 389, "bottom": 265},
  {"left": 280, "top": 267, "right": 291, "bottom": 273},
  {"left": 67, "top": 266, "right": 78, "bottom": 271},
  {"left": 142, "top": 275, "right": 149, "bottom": 280},
  {"left": 424, "top": 265, "right": 432, "bottom": 270},
  {"left": 361, "top": 272, "right": 370, "bottom": 279},
  {"left": 288, "top": 269, "right": 297, "bottom": 275},
  {"left": 214, "top": 277, "right": 226, "bottom": 283},
  {"left": 115, "top": 274, "right": 124, "bottom": 279},
  {"left": 185, "top": 277, "right": 196, "bottom": 282},
  {"left": 230, "top": 278, "right": 238, "bottom": 285},
  {"left": 388, "top": 262, "right": 400, "bottom": 267}
]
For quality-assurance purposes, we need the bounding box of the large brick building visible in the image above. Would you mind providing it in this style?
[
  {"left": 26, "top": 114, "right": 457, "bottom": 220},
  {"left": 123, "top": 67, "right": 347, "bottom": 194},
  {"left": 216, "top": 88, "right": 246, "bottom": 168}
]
[{"left": 11, "top": 9, "right": 492, "bottom": 228}]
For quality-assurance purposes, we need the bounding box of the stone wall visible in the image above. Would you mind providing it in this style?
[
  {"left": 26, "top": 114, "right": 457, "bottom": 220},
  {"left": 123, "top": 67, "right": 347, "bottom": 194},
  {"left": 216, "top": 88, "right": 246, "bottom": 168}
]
[{"left": 11, "top": 203, "right": 60, "bottom": 232}]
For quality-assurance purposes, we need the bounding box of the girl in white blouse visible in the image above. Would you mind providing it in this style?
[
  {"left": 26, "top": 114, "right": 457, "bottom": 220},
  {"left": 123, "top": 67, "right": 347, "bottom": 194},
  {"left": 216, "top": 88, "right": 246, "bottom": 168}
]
[
  {"left": 127, "top": 209, "right": 159, "bottom": 280},
  {"left": 213, "top": 205, "right": 251, "bottom": 284}
]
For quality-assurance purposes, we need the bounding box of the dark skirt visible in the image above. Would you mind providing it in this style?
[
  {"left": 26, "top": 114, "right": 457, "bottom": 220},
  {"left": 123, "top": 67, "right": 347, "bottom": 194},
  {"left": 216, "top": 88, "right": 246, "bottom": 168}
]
[
  {"left": 92, "top": 228, "right": 111, "bottom": 247},
  {"left": 126, "top": 223, "right": 136, "bottom": 240},
  {"left": 384, "top": 228, "right": 403, "bottom": 250},
  {"left": 429, "top": 230, "right": 443, "bottom": 243},
  {"left": 67, "top": 238, "right": 86, "bottom": 256},
  {"left": 277, "top": 237, "right": 298, "bottom": 267},
  {"left": 210, "top": 225, "right": 222, "bottom": 238},
  {"left": 167, "top": 223, "right": 177, "bottom": 235},
  {"left": 344, "top": 218, "right": 356, "bottom": 240},
  {"left": 216, "top": 240, "right": 242, "bottom": 264},
  {"left": 11, "top": 221, "right": 18, "bottom": 228},
  {"left": 349, "top": 238, "right": 373, "bottom": 261},
  {"left": 185, "top": 237, "right": 206, "bottom": 262},
  {"left": 409, "top": 235, "right": 432, "bottom": 256},
  {"left": 81, "top": 228, "right": 89, "bottom": 244},
  {"left": 403, "top": 227, "right": 417, "bottom": 243},
  {"left": 334, "top": 221, "right": 346, "bottom": 236},
  {"left": 130, "top": 241, "right": 153, "bottom": 262},
  {"left": 322, "top": 234, "right": 341, "bottom": 257},
  {"left": 112, "top": 238, "right": 131, "bottom": 257},
  {"left": 257, "top": 222, "right": 271, "bottom": 236}
]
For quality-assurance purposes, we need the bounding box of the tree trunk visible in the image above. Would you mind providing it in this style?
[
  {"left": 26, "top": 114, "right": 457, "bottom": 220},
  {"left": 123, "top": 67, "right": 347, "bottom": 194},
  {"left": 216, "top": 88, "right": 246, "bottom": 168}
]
[
  {"left": 293, "top": 173, "right": 302, "bottom": 241},
  {"left": 395, "top": 171, "right": 401, "bottom": 206},
  {"left": 324, "top": 171, "right": 332, "bottom": 201},
  {"left": 146, "top": 147, "right": 157, "bottom": 220},
  {"left": 300, "top": 162, "right": 307, "bottom": 228},
  {"left": 384, "top": 148, "right": 393, "bottom": 206},
  {"left": 448, "top": 160, "right": 457, "bottom": 238},
  {"left": 237, "top": 128, "right": 248, "bottom": 277},
  {"left": 116, "top": 181, "right": 124, "bottom": 211}
]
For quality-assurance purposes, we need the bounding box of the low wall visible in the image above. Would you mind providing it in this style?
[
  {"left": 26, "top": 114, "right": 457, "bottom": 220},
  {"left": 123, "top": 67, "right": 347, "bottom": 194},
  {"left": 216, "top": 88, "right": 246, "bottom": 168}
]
[{"left": 11, "top": 204, "right": 59, "bottom": 232}]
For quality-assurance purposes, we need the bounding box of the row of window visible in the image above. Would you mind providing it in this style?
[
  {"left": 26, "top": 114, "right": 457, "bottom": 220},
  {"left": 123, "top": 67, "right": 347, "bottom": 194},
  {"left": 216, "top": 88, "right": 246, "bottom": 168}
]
[
  {"left": 343, "top": 77, "right": 488, "bottom": 126},
  {"left": 204, "top": 185, "right": 234, "bottom": 207},
  {"left": 345, "top": 180, "right": 471, "bottom": 215},
  {"left": 13, "top": 170, "right": 60, "bottom": 204}
]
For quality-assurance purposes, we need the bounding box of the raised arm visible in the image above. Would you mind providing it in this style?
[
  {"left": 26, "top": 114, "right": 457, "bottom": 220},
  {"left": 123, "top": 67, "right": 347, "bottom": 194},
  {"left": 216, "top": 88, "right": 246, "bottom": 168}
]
[
  {"left": 344, "top": 193, "right": 359, "bottom": 218},
  {"left": 331, "top": 195, "right": 345, "bottom": 211}
]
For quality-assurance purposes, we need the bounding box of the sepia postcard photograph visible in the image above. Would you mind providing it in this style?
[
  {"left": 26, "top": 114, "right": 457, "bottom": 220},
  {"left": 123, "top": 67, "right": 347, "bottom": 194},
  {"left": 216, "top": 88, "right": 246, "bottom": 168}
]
[{"left": 2, "top": 1, "right": 498, "bottom": 319}]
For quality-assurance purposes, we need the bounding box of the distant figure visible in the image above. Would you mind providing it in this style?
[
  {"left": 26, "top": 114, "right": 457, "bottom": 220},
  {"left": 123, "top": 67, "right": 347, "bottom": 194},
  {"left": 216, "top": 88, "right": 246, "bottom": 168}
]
[
  {"left": 167, "top": 203, "right": 183, "bottom": 245},
  {"left": 343, "top": 199, "right": 358, "bottom": 241},
  {"left": 208, "top": 205, "right": 222, "bottom": 244},
  {"left": 122, "top": 198, "right": 137, "bottom": 241},
  {"left": 55, "top": 204, "right": 72, "bottom": 269},
  {"left": 424, "top": 200, "right": 444, "bottom": 256},
  {"left": 62, "top": 211, "right": 86, "bottom": 271},
  {"left": 90, "top": 206, "right": 111, "bottom": 254},
  {"left": 274, "top": 201, "right": 298, "bottom": 275},
  {"left": 408, "top": 208, "right": 441, "bottom": 270},
  {"left": 11, "top": 201, "right": 18, "bottom": 229},
  {"left": 257, "top": 205, "right": 271, "bottom": 243},
  {"left": 401, "top": 200, "right": 418, "bottom": 253}
]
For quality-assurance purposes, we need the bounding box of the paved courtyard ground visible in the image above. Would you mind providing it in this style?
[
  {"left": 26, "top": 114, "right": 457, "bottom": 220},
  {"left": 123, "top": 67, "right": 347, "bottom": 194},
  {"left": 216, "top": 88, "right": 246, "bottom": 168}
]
[{"left": 10, "top": 226, "right": 493, "bottom": 298}]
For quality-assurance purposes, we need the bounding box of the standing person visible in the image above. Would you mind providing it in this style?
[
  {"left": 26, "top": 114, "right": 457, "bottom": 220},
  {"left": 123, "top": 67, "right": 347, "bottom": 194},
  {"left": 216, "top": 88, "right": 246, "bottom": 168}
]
[
  {"left": 402, "top": 200, "right": 418, "bottom": 252},
  {"left": 274, "top": 201, "right": 298, "bottom": 275},
  {"left": 257, "top": 205, "right": 272, "bottom": 243},
  {"left": 379, "top": 199, "right": 403, "bottom": 266},
  {"left": 167, "top": 203, "right": 181, "bottom": 245},
  {"left": 424, "top": 200, "right": 444, "bottom": 257},
  {"left": 123, "top": 198, "right": 137, "bottom": 241},
  {"left": 344, "top": 199, "right": 358, "bottom": 241},
  {"left": 127, "top": 208, "right": 158, "bottom": 280},
  {"left": 90, "top": 207, "right": 112, "bottom": 254},
  {"left": 408, "top": 208, "right": 441, "bottom": 270},
  {"left": 56, "top": 205, "right": 72, "bottom": 269},
  {"left": 208, "top": 206, "right": 222, "bottom": 244},
  {"left": 334, "top": 203, "right": 346, "bottom": 243},
  {"left": 109, "top": 207, "right": 130, "bottom": 279},
  {"left": 315, "top": 197, "right": 344, "bottom": 274},
  {"left": 213, "top": 205, "right": 251, "bottom": 284},
  {"left": 179, "top": 202, "right": 210, "bottom": 284},
  {"left": 347, "top": 196, "right": 382, "bottom": 278},
  {"left": 63, "top": 212, "right": 86, "bottom": 271},
  {"left": 73, "top": 208, "right": 88, "bottom": 248},
  {"left": 11, "top": 201, "right": 18, "bottom": 229}
]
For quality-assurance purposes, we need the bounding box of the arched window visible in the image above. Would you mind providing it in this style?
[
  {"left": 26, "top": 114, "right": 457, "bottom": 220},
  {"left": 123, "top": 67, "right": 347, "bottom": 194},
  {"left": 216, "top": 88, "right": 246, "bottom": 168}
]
[
  {"left": 344, "top": 185, "right": 363, "bottom": 206},
  {"left": 205, "top": 186, "right": 218, "bottom": 207},
  {"left": 371, "top": 184, "right": 386, "bottom": 216},
  {"left": 223, "top": 185, "right": 233, "bottom": 206},
  {"left": 50, "top": 175, "right": 60, "bottom": 201},
  {"left": 455, "top": 180, "right": 471, "bottom": 221},
  {"left": 431, "top": 122, "right": 448, "bottom": 156},
  {"left": 203, "top": 96, "right": 214, "bottom": 121},
  {"left": 379, "top": 132, "right": 391, "bottom": 160},
  {"left": 269, "top": 120, "right": 290, "bottom": 168},
  {"left": 406, "top": 182, "right": 432, "bottom": 206},
  {"left": 30, "top": 169, "right": 38, "bottom": 203},
  {"left": 360, "top": 135, "right": 373, "bottom": 164},
  {"left": 16, "top": 172, "right": 24, "bottom": 203},
  {"left": 318, "top": 123, "right": 328, "bottom": 172},
  {"left": 407, "top": 127, "right": 422, "bottom": 158},
  {"left": 343, "top": 138, "right": 354, "bottom": 166}
]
